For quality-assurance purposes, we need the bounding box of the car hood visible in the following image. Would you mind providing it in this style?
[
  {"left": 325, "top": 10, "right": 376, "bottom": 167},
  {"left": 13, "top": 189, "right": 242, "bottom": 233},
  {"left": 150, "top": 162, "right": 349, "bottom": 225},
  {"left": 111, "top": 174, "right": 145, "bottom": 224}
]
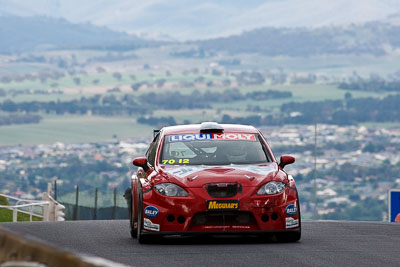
[{"left": 158, "top": 163, "right": 281, "bottom": 188}]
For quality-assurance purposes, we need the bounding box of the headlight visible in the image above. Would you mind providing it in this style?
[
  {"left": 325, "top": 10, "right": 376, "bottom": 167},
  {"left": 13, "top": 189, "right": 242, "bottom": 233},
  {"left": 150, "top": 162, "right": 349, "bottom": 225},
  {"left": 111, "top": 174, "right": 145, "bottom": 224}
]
[
  {"left": 257, "top": 181, "right": 286, "bottom": 195},
  {"left": 154, "top": 183, "right": 188, "bottom": 197}
]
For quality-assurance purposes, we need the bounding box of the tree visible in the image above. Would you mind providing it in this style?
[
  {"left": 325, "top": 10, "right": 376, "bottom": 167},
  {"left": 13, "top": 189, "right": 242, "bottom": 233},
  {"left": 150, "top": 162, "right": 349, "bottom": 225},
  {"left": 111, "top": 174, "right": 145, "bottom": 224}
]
[
  {"left": 222, "top": 79, "right": 231, "bottom": 86},
  {"left": 155, "top": 79, "right": 166, "bottom": 88},
  {"left": 1, "top": 100, "right": 18, "bottom": 112},
  {"left": 73, "top": 77, "right": 81, "bottom": 85},
  {"left": 112, "top": 72, "right": 122, "bottom": 81},
  {"left": 195, "top": 76, "right": 205, "bottom": 83},
  {"left": 96, "top": 66, "right": 106, "bottom": 73},
  {"left": 131, "top": 83, "right": 141, "bottom": 92},
  {"left": 211, "top": 69, "right": 222, "bottom": 76}
]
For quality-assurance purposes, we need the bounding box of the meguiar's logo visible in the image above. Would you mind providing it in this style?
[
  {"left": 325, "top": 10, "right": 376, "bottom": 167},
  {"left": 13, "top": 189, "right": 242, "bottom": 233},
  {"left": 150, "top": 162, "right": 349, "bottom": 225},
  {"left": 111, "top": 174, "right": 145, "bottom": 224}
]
[{"left": 206, "top": 200, "right": 239, "bottom": 210}]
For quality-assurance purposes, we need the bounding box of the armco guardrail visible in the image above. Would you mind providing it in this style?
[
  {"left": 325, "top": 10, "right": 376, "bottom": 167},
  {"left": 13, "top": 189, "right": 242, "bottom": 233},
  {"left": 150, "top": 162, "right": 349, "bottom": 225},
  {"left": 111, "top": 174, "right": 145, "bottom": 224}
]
[
  {"left": 0, "top": 183, "right": 65, "bottom": 222},
  {"left": 0, "top": 226, "right": 129, "bottom": 267}
]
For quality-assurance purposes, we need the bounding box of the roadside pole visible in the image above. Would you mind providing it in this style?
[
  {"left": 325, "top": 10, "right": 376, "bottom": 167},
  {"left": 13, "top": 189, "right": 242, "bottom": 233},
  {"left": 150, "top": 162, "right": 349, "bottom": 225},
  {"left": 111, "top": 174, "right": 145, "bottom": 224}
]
[
  {"left": 73, "top": 185, "right": 79, "bottom": 220},
  {"left": 94, "top": 188, "right": 98, "bottom": 220},
  {"left": 313, "top": 116, "right": 318, "bottom": 220},
  {"left": 112, "top": 188, "right": 117, "bottom": 219}
]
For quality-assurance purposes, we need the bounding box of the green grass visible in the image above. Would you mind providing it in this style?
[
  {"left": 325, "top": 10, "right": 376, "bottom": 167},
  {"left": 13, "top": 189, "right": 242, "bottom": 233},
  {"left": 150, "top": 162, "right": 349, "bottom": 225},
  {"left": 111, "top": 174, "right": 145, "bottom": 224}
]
[
  {"left": 267, "top": 83, "right": 389, "bottom": 102},
  {"left": 0, "top": 197, "right": 42, "bottom": 222},
  {"left": 0, "top": 208, "right": 42, "bottom": 222},
  {"left": 0, "top": 93, "right": 84, "bottom": 103},
  {"left": 0, "top": 81, "right": 393, "bottom": 146},
  {"left": 239, "top": 53, "right": 400, "bottom": 76},
  {"left": 212, "top": 83, "right": 389, "bottom": 112},
  {"left": 1, "top": 47, "right": 399, "bottom": 146},
  {"left": 0, "top": 81, "right": 389, "bottom": 104},
  {"left": 0, "top": 115, "right": 154, "bottom": 146},
  {"left": 0, "top": 73, "right": 131, "bottom": 92},
  {"left": 157, "top": 109, "right": 254, "bottom": 123},
  {"left": 0, "top": 72, "right": 230, "bottom": 104},
  {"left": 0, "top": 72, "right": 227, "bottom": 93}
]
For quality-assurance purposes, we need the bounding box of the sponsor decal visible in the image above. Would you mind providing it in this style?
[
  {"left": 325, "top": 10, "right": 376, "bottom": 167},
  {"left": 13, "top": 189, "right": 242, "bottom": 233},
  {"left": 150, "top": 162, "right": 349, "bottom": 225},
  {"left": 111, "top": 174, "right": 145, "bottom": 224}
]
[
  {"left": 285, "top": 217, "right": 299, "bottom": 229},
  {"left": 168, "top": 133, "right": 256, "bottom": 142},
  {"left": 202, "top": 225, "right": 251, "bottom": 229},
  {"left": 143, "top": 218, "right": 160, "bottom": 232},
  {"left": 228, "top": 164, "right": 276, "bottom": 175},
  {"left": 206, "top": 200, "right": 239, "bottom": 210},
  {"left": 164, "top": 164, "right": 276, "bottom": 178},
  {"left": 231, "top": 225, "right": 251, "bottom": 229},
  {"left": 144, "top": 206, "right": 159, "bottom": 218},
  {"left": 203, "top": 225, "right": 229, "bottom": 229},
  {"left": 169, "top": 133, "right": 212, "bottom": 142},
  {"left": 165, "top": 166, "right": 207, "bottom": 178},
  {"left": 285, "top": 204, "right": 298, "bottom": 217},
  {"left": 162, "top": 158, "right": 190, "bottom": 165},
  {"left": 213, "top": 133, "right": 256, "bottom": 141}
]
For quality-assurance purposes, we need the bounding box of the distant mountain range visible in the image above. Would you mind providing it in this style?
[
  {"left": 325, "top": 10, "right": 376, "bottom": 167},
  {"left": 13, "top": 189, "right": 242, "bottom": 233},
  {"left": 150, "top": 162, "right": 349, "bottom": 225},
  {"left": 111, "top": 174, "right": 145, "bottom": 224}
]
[
  {"left": 194, "top": 22, "right": 400, "bottom": 57},
  {"left": 1, "top": 0, "right": 400, "bottom": 40},
  {"left": 3, "top": 14, "right": 400, "bottom": 57},
  {"left": 0, "top": 15, "right": 152, "bottom": 54}
]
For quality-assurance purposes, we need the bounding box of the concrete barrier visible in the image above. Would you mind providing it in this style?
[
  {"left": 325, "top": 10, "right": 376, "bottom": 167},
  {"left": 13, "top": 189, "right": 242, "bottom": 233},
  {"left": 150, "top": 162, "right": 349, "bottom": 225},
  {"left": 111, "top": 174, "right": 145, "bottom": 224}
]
[{"left": 0, "top": 226, "right": 128, "bottom": 267}]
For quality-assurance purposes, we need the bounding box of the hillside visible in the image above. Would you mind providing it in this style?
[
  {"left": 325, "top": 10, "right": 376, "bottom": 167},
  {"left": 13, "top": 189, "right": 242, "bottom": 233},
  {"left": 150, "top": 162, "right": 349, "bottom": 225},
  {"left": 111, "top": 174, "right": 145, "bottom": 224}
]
[
  {"left": 0, "top": 15, "right": 150, "bottom": 53},
  {"left": 194, "top": 22, "right": 400, "bottom": 56}
]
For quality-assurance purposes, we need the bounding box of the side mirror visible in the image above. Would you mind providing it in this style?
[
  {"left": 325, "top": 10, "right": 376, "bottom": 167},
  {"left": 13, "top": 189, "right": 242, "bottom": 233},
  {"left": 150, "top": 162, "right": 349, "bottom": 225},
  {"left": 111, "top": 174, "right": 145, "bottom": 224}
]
[
  {"left": 279, "top": 155, "right": 295, "bottom": 169},
  {"left": 132, "top": 157, "right": 148, "bottom": 167}
]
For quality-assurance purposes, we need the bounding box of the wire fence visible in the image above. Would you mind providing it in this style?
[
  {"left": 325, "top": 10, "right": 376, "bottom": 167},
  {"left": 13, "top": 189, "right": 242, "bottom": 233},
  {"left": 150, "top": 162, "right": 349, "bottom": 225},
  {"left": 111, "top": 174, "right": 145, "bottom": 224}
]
[{"left": 54, "top": 181, "right": 129, "bottom": 220}]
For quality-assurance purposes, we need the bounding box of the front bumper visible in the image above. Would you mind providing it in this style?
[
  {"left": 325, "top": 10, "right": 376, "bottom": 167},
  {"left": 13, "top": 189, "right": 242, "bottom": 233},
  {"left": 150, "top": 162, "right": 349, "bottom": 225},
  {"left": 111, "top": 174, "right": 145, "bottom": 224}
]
[
  {"left": 141, "top": 228, "right": 301, "bottom": 236},
  {"left": 141, "top": 186, "right": 300, "bottom": 233}
]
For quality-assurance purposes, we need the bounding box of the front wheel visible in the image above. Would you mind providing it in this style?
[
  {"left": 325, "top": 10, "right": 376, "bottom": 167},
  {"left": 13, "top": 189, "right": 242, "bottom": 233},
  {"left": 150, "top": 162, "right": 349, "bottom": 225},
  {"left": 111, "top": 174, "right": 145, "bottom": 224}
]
[
  {"left": 276, "top": 230, "right": 301, "bottom": 242},
  {"left": 129, "top": 199, "right": 137, "bottom": 239},
  {"left": 125, "top": 188, "right": 137, "bottom": 239},
  {"left": 137, "top": 192, "right": 153, "bottom": 244},
  {"left": 277, "top": 196, "right": 301, "bottom": 242}
]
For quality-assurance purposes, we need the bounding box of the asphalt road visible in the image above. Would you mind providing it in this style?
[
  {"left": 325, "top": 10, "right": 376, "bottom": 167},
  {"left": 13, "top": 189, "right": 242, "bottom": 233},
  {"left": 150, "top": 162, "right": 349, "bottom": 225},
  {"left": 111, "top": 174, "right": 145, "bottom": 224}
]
[{"left": 2, "top": 220, "right": 400, "bottom": 267}]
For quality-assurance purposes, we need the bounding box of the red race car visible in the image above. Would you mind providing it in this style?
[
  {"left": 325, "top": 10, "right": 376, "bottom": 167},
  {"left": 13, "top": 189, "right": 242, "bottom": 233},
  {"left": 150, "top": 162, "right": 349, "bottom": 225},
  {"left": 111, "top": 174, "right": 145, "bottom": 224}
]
[{"left": 128, "top": 122, "right": 301, "bottom": 243}]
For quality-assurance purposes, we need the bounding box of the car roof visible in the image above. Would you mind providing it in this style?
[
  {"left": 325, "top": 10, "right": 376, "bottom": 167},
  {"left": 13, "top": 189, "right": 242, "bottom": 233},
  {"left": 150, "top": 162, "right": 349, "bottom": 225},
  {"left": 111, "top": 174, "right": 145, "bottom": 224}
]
[{"left": 161, "top": 123, "right": 259, "bottom": 135}]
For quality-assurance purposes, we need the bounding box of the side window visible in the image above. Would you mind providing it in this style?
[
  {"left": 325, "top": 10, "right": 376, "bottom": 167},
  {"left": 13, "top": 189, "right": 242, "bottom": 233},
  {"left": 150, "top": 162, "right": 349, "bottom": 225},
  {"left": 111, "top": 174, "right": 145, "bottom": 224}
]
[{"left": 146, "top": 133, "right": 160, "bottom": 166}]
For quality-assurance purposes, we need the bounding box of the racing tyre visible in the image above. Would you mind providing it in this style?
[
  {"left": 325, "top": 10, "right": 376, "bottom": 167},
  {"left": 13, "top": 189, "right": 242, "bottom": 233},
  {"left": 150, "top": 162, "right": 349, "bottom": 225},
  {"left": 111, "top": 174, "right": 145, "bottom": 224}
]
[
  {"left": 129, "top": 195, "right": 137, "bottom": 239},
  {"left": 125, "top": 188, "right": 137, "bottom": 239},
  {"left": 137, "top": 192, "right": 153, "bottom": 244},
  {"left": 276, "top": 230, "right": 301, "bottom": 243},
  {"left": 277, "top": 196, "right": 301, "bottom": 243}
]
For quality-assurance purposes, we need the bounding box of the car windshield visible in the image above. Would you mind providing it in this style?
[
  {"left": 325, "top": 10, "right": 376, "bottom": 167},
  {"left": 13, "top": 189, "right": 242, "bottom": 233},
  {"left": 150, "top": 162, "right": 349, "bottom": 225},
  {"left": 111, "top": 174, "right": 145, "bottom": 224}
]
[{"left": 160, "top": 133, "right": 269, "bottom": 165}]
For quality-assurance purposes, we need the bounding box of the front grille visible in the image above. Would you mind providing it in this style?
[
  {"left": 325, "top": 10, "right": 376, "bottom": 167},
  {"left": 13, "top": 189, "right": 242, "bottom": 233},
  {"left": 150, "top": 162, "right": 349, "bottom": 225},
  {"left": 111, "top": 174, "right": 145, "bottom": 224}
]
[
  {"left": 191, "top": 211, "right": 256, "bottom": 225},
  {"left": 205, "top": 182, "right": 241, "bottom": 198}
]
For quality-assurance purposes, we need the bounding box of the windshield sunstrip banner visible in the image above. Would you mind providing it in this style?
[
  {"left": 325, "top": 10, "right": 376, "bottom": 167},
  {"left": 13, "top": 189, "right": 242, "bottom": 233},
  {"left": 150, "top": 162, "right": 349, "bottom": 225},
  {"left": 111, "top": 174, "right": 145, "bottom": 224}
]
[{"left": 168, "top": 133, "right": 256, "bottom": 142}]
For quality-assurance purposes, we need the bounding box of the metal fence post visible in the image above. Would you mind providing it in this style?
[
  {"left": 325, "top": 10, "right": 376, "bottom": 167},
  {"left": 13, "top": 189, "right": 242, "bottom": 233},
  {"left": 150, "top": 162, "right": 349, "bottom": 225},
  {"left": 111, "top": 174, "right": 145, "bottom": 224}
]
[
  {"left": 94, "top": 188, "right": 98, "bottom": 220},
  {"left": 112, "top": 188, "right": 117, "bottom": 220},
  {"left": 12, "top": 208, "right": 17, "bottom": 222},
  {"left": 73, "top": 185, "right": 79, "bottom": 220},
  {"left": 54, "top": 179, "right": 57, "bottom": 201}
]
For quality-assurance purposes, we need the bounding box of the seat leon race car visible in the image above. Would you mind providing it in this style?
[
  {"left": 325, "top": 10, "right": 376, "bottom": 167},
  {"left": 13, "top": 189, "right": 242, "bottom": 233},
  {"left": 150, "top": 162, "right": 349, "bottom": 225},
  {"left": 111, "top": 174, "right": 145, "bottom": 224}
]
[{"left": 127, "top": 122, "right": 301, "bottom": 243}]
